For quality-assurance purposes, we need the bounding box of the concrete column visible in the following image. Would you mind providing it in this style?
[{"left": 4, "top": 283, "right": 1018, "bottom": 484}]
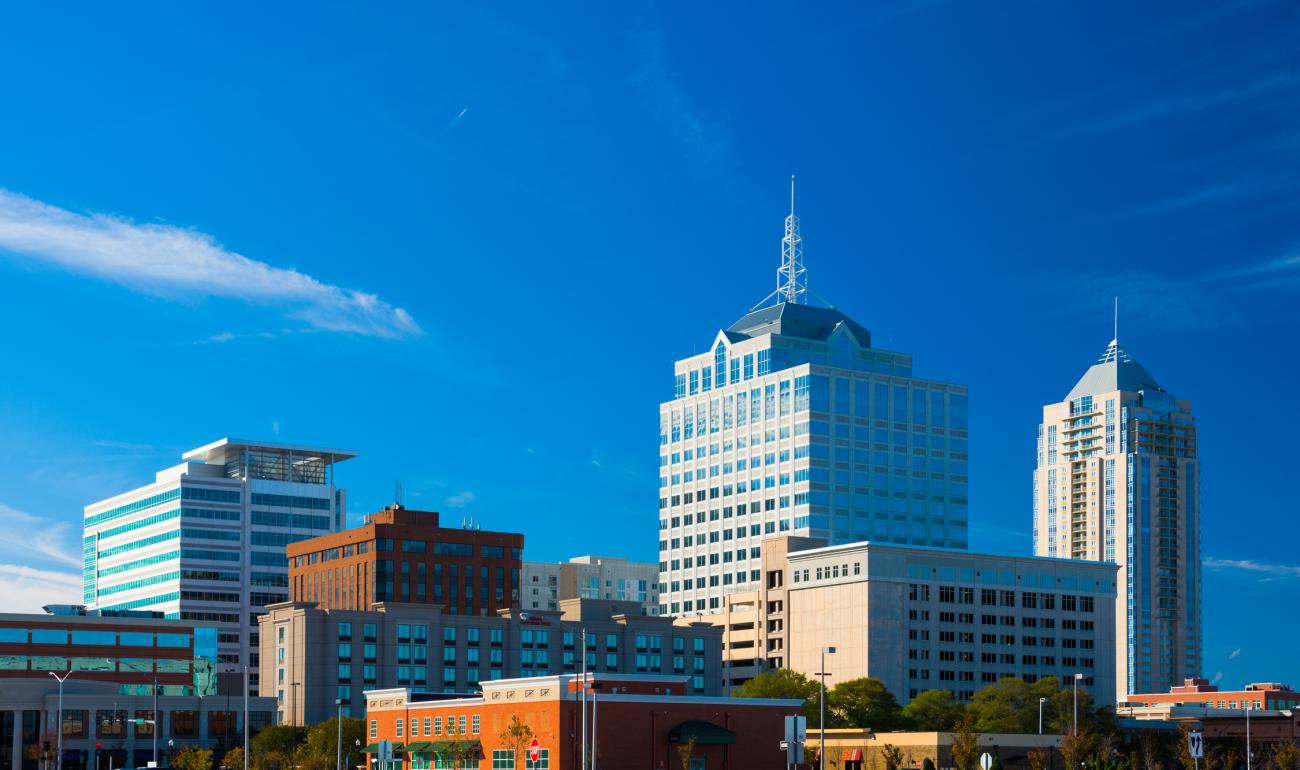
[{"left": 11, "top": 710, "right": 22, "bottom": 770}]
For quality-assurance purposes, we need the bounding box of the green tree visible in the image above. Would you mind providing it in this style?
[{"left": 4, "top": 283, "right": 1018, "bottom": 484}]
[
  {"left": 950, "top": 714, "right": 981, "bottom": 770},
  {"left": 499, "top": 715, "right": 535, "bottom": 770},
  {"left": 675, "top": 738, "right": 697, "bottom": 770},
  {"left": 300, "top": 718, "right": 367, "bottom": 763},
  {"left": 219, "top": 748, "right": 244, "bottom": 770},
  {"left": 882, "top": 745, "right": 904, "bottom": 770},
  {"left": 173, "top": 748, "right": 214, "bottom": 770},
  {"left": 923, "top": 758, "right": 936, "bottom": 770},
  {"left": 903, "top": 690, "right": 964, "bottom": 731},
  {"left": 734, "top": 669, "right": 821, "bottom": 724},
  {"left": 1273, "top": 742, "right": 1300, "bottom": 770},
  {"left": 829, "top": 678, "right": 908, "bottom": 730},
  {"left": 967, "top": 678, "right": 1062, "bottom": 735},
  {"left": 251, "top": 725, "right": 307, "bottom": 759}
]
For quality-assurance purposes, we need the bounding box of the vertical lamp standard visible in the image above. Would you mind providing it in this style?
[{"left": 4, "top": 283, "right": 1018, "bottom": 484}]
[
  {"left": 335, "top": 699, "right": 343, "bottom": 770},
  {"left": 1246, "top": 704, "right": 1252, "bottom": 770},
  {"left": 49, "top": 671, "right": 74, "bottom": 770},
  {"left": 1038, "top": 697, "right": 1046, "bottom": 735},
  {"left": 1072, "top": 673, "right": 1083, "bottom": 736},
  {"left": 818, "top": 647, "right": 836, "bottom": 770}
]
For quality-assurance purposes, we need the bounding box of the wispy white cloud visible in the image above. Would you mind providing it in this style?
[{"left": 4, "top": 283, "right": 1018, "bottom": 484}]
[
  {"left": 1229, "top": 648, "right": 1242, "bottom": 660},
  {"left": 1203, "top": 557, "right": 1300, "bottom": 578},
  {"left": 0, "top": 503, "right": 81, "bottom": 568},
  {"left": 445, "top": 491, "right": 476, "bottom": 508},
  {"left": 1073, "top": 251, "right": 1300, "bottom": 334},
  {"left": 0, "top": 564, "right": 81, "bottom": 613},
  {"left": 1077, "top": 71, "right": 1300, "bottom": 133},
  {"left": 92, "top": 439, "right": 154, "bottom": 452},
  {"left": 449, "top": 108, "right": 468, "bottom": 127},
  {"left": 1212, "top": 671, "right": 1224, "bottom": 684},
  {"left": 0, "top": 189, "right": 422, "bottom": 339},
  {"left": 629, "top": 30, "right": 735, "bottom": 182}
]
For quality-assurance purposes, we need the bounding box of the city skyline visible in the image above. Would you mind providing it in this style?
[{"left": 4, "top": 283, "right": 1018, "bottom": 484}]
[{"left": 1, "top": 0, "right": 1298, "bottom": 694}]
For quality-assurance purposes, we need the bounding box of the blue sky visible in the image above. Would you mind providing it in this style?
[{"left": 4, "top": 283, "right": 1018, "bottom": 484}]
[{"left": 1, "top": 2, "right": 1297, "bottom": 688}]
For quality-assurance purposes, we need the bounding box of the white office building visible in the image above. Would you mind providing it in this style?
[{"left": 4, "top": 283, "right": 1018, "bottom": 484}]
[
  {"left": 658, "top": 193, "right": 969, "bottom": 615},
  {"left": 521, "top": 556, "right": 660, "bottom": 614},
  {"left": 83, "top": 438, "right": 354, "bottom": 693}
]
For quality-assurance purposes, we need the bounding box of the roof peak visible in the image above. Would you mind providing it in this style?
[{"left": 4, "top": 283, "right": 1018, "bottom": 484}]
[{"left": 1064, "top": 338, "right": 1162, "bottom": 401}]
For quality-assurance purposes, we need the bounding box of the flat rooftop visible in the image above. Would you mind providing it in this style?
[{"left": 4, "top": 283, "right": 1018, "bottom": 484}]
[{"left": 182, "top": 437, "right": 358, "bottom": 465}]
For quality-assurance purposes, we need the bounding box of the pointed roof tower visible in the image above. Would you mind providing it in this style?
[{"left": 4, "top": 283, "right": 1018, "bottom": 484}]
[
  {"left": 1065, "top": 299, "right": 1163, "bottom": 399},
  {"left": 754, "top": 176, "right": 807, "bottom": 308}
]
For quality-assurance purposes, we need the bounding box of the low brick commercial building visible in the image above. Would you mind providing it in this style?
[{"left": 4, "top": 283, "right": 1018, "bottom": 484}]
[
  {"left": 363, "top": 674, "right": 800, "bottom": 770},
  {"left": 808, "top": 728, "right": 1064, "bottom": 770}
]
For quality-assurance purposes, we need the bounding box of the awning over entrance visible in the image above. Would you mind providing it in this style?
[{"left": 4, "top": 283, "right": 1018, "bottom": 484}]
[
  {"left": 429, "top": 740, "right": 483, "bottom": 756},
  {"left": 406, "top": 743, "right": 434, "bottom": 753},
  {"left": 362, "top": 743, "right": 405, "bottom": 754},
  {"left": 668, "top": 721, "right": 736, "bottom": 745}
]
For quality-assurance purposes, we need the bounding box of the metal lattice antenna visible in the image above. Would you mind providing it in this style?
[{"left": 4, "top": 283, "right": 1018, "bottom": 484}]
[{"left": 754, "top": 176, "right": 808, "bottom": 309}]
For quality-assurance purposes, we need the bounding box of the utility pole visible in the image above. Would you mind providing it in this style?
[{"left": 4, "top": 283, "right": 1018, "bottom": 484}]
[{"left": 1246, "top": 705, "right": 1252, "bottom": 770}]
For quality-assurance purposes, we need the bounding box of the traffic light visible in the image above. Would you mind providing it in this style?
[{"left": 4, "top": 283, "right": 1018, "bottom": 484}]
[{"left": 96, "top": 742, "right": 102, "bottom": 750}]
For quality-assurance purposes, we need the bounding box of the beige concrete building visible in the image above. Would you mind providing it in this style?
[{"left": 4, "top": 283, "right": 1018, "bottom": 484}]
[
  {"left": 1032, "top": 337, "right": 1201, "bottom": 698},
  {"left": 521, "top": 556, "right": 659, "bottom": 615},
  {"left": 786, "top": 541, "right": 1119, "bottom": 704},
  {"left": 704, "top": 535, "right": 822, "bottom": 691}
]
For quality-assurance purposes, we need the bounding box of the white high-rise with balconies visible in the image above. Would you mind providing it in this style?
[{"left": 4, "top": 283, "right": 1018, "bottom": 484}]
[
  {"left": 658, "top": 184, "right": 970, "bottom": 616},
  {"left": 83, "top": 438, "right": 354, "bottom": 694},
  {"left": 1032, "top": 330, "right": 1201, "bottom": 698}
]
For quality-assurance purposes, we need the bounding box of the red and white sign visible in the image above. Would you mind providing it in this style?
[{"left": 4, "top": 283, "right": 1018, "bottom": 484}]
[{"left": 528, "top": 738, "right": 540, "bottom": 764}]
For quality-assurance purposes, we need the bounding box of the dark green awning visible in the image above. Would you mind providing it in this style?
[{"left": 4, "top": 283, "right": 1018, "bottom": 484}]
[
  {"left": 429, "top": 740, "right": 482, "bottom": 756},
  {"left": 668, "top": 721, "right": 736, "bottom": 745},
  {"left": 362, "top": 743, "right": 405, "bottom": 754},
  {"left": 406, "top": 743, "right": 433, "bottom": 753}
]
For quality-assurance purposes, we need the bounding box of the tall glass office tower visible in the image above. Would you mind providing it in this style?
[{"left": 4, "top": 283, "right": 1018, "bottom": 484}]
[
  {"left": 657, "top": 193, "right": 970, "bottom": 616},
  {"left": 1032, "top": 337, "right": 1201, "bottom": 697},
  {"left": 83, "top": 438, "right": 354, "bottom": 694}
]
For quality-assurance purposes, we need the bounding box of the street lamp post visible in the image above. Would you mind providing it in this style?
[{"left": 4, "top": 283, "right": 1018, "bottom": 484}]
[
  {"left": 49, "top": 671, "right": 73, "bottom": 770},
  {"left": 818, "top": 647, "right": 836, "bottom": 770},
  {"left": 1246, "top": 705, "right": 1252, "bottom": 770},
  {"left": 1072, "top": 673, "right": 1083, "bottom": 736},
  {"left": 335, "top": 700, "right": 343, "bottom": 770},
  {"left": 352, "top": 738, "right": 360, "bottom": 770},
  {"left": 168, "top": 740, "right": 174, "bottom": 768},
  {"left": 1038, "top": 697, "right": 1046, "bottom": 735},
  {"left": 153, "top": 677, "right": 160, "bottom": 768}
]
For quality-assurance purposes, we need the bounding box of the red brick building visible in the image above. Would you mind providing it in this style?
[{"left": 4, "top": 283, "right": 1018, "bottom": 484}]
[
  {"left": 1125, "top": 678, "right": 1299, "bottom": 711},
  {"left": 288, "top": 504, "right": 524, "bottom": 615},
  {"left": 363, "top": 674, "right": 800, "bottom": 770}
]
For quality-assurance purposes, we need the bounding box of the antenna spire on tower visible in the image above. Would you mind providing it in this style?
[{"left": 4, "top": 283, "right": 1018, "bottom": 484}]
[{"left": 1113, "top": 296, "right": 1119, "bottom": 344}]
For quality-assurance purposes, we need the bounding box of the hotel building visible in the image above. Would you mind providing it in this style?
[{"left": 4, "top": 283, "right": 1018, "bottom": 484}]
[
  {"left": 785, "top": 541, "right": 1119, "bottom": 705},
  {"left": 659, "top": 196, "right": 969, "bottom": 616},
  {"left": 83, "top": 438, "right": 354, "bottom": 693},
  {"left": 287, "top": 504, "right": 523, "bottom": 615},
  {"left": 1032, "top": 336, "right": 1201, "bottom": 697},
  {"left": 0, "top": 608, "right": 275, "bottom": 770},
  {"left": 260, "top": 598, "right": 721, "bottom": 725},
  {"left": 521, "top": 556, "right": 659, "bottom": 615}
]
